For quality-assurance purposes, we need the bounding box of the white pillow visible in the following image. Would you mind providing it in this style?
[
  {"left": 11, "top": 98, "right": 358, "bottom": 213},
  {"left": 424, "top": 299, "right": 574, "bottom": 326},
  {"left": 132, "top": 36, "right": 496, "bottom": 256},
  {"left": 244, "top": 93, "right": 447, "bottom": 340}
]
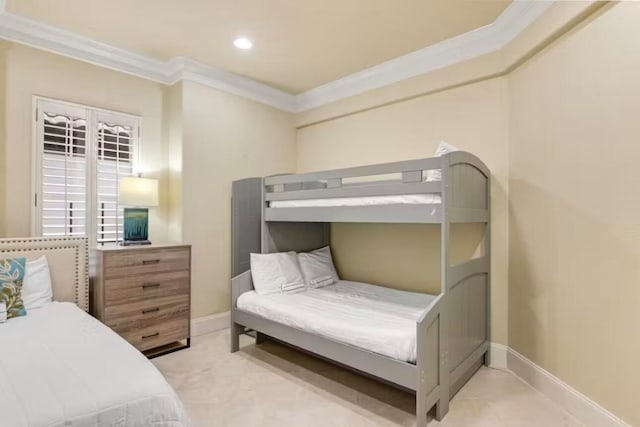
[
  {"left": 298, "top": 246, "right": 339, "bottom": 288},
  {"left": 23, "top": 255, "right": 53, "bottom": 310},
  {"left": 250, "top": 252, "right": 305, "bottom": 295},
  {"left": 426, "top": 141, "right": 459, "bottom": 182}
]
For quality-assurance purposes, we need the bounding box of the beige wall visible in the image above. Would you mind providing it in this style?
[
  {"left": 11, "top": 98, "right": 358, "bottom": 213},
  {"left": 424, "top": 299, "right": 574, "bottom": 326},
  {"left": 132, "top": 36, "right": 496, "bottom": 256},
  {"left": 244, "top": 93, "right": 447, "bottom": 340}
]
[
  {"left": 331, "top": 223, "right": 485, "bottom": 296},
  {"left": 1, "top": 43, "right": 169, "bottom": 241},
  {"left": 164, "top": 82, "right": 183, "bottom": 243},
  {"left": 509, "top": 3, "right": 640, "bottom": 425},
  {"left": 180, "top": 81, "right": 296, "bottom": 318},
  {"left": 297, "top": 77, "right": 510, "bottom": 344}
]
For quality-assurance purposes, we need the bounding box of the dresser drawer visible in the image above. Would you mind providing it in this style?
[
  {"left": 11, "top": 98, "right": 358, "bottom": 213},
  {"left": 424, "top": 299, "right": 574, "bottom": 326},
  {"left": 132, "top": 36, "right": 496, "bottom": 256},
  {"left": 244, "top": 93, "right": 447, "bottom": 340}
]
[
  {"left": 104, "top": 247, "right": 189, "bottom": 279},
  {"left": 104, "top": 295, "right": 189, "bottom": 331},
  {"left": 105, "top": 270, "right": 189, "bottom": 306},
  {"left": 114, "top": 316, "right": 189, "bottom": 352}
]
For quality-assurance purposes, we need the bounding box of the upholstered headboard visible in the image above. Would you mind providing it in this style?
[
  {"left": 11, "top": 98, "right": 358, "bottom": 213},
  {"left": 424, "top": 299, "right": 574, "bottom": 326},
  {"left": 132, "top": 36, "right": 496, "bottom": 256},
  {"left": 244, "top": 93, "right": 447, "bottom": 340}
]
[{"left": 0, "top": 237, "right": 89, "bottom": 311}]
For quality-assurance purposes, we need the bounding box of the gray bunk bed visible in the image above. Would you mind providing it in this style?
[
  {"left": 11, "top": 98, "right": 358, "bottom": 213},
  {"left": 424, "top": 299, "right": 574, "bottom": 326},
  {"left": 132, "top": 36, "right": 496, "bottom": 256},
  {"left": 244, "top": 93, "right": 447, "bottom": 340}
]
[{"left": 230, "top": 151, "right": 490, "bottom": 426}]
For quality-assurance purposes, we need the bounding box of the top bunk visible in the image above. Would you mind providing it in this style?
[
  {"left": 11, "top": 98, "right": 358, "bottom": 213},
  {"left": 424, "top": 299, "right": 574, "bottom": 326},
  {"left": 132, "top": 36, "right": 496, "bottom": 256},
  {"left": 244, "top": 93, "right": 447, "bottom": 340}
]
[{"left": 263, "top": 150, "right": 490, "bottom": 224}]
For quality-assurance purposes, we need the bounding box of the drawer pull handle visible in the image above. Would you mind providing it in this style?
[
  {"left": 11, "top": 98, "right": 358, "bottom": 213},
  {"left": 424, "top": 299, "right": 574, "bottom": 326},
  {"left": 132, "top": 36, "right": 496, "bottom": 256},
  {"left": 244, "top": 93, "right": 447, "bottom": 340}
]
[
  {"left": 142, "top": 307, "right": 160, "bottom": 314},
  {"left": 142, "top": 283, "right": 160, "bottom": 289},
  {"left": 142, "top": 259, "right": 160, "bottom": 265},
  {"left": 142, "top": 332, "right": 160, "bottom": 339}
]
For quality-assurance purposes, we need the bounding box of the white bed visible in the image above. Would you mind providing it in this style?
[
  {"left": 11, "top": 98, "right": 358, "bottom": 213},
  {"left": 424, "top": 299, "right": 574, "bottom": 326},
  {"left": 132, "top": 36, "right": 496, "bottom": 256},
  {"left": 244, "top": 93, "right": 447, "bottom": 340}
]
[
  {"left": 0, "top": 237, "right": 190, "bottom": 427},
  {"left": 0, "top": 302, "right": 190, "bottom": 427},
  {"left": 236, "top": 280, "right": 436, "bottom": 363},
  {"left": 269, "top": 193, "right": 441, "bottom": 208}
]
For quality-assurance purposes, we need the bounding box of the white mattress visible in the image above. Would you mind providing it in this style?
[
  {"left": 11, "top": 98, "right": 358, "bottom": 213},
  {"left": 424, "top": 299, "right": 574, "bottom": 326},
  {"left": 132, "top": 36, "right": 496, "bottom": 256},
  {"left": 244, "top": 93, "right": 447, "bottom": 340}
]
[
  {"left": 0, "top": 302, "right": 190, "bottom": 427},
  {"left": 237, "top": 280, "right": 436, "bottom": 363},
  {"left": 269, "top": 193, "right": 441, "bottom": 208}
]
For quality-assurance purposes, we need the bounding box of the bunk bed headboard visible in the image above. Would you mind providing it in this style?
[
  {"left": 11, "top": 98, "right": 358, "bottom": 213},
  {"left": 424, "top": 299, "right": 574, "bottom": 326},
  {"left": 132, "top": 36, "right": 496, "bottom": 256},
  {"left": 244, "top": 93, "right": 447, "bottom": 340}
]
[
  {"left": 262, "top": 222, "right": 330, "bottom": 254},
  {"left": 231, "top": 177, "right": 330, "bottom": 277},
  {"left": 232, "top": 178, "right": 262, "bottom": 276}
]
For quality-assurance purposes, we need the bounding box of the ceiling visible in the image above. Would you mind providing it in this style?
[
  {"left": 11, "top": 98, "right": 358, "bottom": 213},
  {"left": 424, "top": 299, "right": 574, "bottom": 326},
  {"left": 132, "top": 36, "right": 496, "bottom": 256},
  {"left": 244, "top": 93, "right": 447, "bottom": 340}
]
[{"left": 6, "top": 0, "right": 511, "bottom": 94}]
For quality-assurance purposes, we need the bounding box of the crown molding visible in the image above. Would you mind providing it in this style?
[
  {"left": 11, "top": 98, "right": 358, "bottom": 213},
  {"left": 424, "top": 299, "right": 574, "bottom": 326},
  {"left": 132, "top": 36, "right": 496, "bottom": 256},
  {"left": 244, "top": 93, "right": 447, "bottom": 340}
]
[
  {"left": 0, "top": 1, "right": 553, "bottom": 113},
  {"left": 167, "top": 57, "right": 296, "bottom": 111},
  {"left": 0, "top": 11, "right": 298, "bottom": 112},
  {"left": 294, "top": 1, "right": 553, "bottom": 111},
  {"left": 0, "top": 12, "right": 171, "bottom": 82}
]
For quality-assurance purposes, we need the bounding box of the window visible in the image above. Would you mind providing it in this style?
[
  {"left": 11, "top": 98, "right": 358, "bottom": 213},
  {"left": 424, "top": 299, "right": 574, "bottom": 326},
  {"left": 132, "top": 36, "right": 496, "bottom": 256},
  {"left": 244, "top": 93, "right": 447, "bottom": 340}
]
[{"left": 34, "top": 99, "right": 140, "bottom": 246}]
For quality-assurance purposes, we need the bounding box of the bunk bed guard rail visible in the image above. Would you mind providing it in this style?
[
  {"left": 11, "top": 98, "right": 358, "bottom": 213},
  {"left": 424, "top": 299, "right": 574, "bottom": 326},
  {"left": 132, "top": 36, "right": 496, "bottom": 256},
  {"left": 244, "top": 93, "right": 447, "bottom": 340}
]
[{"left": 263, "top": 151, "right": 490, "bottom": 224}]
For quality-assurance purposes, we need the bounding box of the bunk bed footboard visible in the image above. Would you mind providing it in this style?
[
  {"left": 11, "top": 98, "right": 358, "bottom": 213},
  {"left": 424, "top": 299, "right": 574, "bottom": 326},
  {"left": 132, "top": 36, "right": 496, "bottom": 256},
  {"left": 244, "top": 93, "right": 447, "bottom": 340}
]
[
  {"left": 230, "top": 271, "right": 254, "bottom": 352},
  {"left": 441, "top": 257, "right": 491, "bottom": 408},
  {"left": 416, "top": 257, "right": 490, "bottom": 425},
  {"left": 416, "top": 294, "right": 444, "bottom": 427},
  {"left": 447, "top": 257, "right": 490, "bottom": 389}
]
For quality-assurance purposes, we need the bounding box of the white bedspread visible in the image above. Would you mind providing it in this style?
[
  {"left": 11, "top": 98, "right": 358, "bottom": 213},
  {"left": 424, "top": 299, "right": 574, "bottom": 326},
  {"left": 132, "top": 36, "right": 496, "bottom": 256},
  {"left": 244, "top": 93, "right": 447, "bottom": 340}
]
[
  {"left": 237, "top": 280, "right": 435, "bottom": 362},
  {"left": 0, "top": 302, "right": 190, "bottom": 427},
  {"left": 269, "top": 193, "right": 441, "bottom": 208}
]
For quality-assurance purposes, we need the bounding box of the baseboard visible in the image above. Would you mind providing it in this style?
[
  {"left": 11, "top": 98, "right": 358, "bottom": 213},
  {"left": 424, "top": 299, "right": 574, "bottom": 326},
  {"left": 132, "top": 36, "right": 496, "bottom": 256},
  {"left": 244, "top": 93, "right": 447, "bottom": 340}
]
[
  {"left": 190, "top": 311, "right": 230, "bottom": 337},
  {"left": 488, "top": 342, "right": 508, "bottom": 370},
  {"left": 490, "top": 342, "right": 627, "bottom": 426},
  {"left": 506, "top": 347, "right": 630, "bottom": 427}
]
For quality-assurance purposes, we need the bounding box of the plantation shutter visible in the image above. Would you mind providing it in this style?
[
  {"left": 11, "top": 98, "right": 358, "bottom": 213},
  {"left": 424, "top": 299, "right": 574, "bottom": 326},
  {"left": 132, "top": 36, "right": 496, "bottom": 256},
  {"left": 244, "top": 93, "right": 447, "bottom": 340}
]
[
  {"left": 96, "top": 115, "right": 137, "bottom": 244},
  {"left": 35, "top": 99, "right": 140, "bottom": 246},
  {"left": 38, "top": 103, "right": 89, "bottom": 238}
]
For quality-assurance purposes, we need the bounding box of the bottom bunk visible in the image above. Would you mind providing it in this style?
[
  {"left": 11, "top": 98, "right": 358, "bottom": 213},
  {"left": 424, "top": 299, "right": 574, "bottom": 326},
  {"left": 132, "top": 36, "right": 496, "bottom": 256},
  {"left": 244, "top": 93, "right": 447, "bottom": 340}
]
[
  {"left": 230, "top": 270, "right": 489, "bottom": 427},
  {"left": 237, "top": 279, "right": 436, "bottom": 363}
]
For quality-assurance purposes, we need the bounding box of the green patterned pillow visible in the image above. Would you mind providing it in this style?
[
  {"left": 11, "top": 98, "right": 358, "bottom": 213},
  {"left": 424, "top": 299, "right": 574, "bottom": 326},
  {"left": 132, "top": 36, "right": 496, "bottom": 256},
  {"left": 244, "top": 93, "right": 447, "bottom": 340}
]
[{"left": 0, "top": 257, "right": 27, "bottom": 319}]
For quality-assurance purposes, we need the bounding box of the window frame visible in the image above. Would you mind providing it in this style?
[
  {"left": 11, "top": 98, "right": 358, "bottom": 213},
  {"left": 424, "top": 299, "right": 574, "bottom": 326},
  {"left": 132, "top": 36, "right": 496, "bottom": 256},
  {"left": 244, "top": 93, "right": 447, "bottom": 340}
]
[{"left": 32, "top": 97, "right": 142, "bottom": 247}]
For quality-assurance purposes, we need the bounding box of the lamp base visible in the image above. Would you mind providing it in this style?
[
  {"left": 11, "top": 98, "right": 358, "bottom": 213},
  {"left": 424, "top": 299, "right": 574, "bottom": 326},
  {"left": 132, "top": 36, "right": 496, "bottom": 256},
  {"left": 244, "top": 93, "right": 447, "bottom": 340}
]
[
  {"left": 120, "top": 240, "right": 152, "bottom": 247},
  {"left": 123, "top": 207, "right": 149, "bottom": 244}
]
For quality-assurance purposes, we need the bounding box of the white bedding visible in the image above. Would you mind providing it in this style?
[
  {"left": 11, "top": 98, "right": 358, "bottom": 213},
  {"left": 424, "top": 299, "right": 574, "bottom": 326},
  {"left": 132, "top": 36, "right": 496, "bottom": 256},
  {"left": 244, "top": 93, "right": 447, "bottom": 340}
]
[
  {"left": 269, "top": 193, "right": 441, "bottom": 208},
  {"left": 0, "top": 302, "right": 190, "bottom": 427},
  {"left": 237, "top": 280, "right": 435, "bottom": 363}
]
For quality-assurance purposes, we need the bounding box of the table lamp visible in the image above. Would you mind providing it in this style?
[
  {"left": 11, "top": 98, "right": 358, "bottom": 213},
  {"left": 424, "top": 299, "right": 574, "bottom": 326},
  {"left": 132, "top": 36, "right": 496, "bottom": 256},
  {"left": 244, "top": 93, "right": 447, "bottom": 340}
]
[{"left": 118, "top": 176, "right": 159, "bottom": 246}]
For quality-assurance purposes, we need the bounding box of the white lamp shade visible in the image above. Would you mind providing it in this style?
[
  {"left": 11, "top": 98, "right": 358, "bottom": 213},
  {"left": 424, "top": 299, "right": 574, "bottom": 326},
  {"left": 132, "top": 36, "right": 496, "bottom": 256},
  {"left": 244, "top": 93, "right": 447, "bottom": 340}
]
[{"left": 118, "top": 177, "right": 159, "bottom": 207}]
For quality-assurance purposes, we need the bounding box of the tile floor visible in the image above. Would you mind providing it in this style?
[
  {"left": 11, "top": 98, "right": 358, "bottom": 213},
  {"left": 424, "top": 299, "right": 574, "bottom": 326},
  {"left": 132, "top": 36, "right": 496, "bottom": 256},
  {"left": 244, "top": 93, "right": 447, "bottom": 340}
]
[{"left": 153, "top": 330, "right": 583, "bottom": 427}]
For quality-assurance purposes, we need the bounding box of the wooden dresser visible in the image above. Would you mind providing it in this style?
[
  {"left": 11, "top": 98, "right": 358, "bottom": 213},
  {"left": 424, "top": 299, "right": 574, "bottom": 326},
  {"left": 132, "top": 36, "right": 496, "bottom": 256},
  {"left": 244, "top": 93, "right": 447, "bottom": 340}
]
[{"left": 91, "top": 243, "right": 191, "bottom": 357}]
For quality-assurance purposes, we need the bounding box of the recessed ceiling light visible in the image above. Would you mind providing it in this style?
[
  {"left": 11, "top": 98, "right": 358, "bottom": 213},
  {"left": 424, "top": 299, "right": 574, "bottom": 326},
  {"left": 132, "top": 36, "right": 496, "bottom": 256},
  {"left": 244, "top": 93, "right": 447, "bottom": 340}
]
[{"left": 234, "top": 37, "right": 253, "bottom": 50}]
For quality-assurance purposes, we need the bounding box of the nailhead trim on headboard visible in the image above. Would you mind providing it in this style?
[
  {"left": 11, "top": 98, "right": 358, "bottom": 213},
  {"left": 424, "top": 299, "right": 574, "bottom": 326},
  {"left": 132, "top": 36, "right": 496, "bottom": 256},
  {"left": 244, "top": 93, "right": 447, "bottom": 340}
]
[{"left": 0, "top": 237, "right": 89, "bottom": 312}]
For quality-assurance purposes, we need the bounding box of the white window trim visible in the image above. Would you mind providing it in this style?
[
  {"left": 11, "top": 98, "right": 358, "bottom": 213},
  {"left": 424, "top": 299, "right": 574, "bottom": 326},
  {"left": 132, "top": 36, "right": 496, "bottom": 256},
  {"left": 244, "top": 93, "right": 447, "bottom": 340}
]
[{"left": 31, "top": 96, "right": 143, "bottom": 247}]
